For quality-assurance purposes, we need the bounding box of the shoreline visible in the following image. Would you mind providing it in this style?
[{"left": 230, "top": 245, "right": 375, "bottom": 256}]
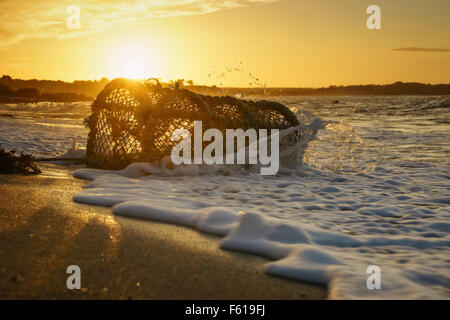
[{"left": 0, "top": 163, "right": 326, "bottom": 299}]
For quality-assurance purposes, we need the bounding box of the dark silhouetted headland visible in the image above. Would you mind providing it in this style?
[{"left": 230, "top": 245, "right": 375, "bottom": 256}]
[
  {"left": 1, "top": 76, "right": 449, "bottom": 103},
  {"left": 0, "top": 75, "right": 106, "bottom": 103},
  {"left": 210, "top": 81, "right": 450, "bottom": 96}
]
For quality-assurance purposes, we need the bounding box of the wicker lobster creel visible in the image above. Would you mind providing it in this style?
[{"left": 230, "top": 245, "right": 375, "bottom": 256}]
[{"left": 85, "top": 78, "right": 299, "bottom": 169}]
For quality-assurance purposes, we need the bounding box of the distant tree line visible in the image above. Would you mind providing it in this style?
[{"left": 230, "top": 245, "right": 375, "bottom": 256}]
[
  {"left": 1, "top": 76, "right": 449, "bottom": 103},
  {"left": 151, "top": 79, "right": 450, "bottom": 96},
  {"left": 0, "top": 76, "right": 93, "bottom": 103},
  {"left": 201, "top": 82, "right": 450, "bottom": 96}
]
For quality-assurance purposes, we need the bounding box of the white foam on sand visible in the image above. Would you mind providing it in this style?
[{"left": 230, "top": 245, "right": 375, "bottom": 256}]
[
  {"left": 73, "top": 159, "right": 450, "bottom": 299},
  {"left": 70, "top": 96, "right": 449, "bottom": 299}
]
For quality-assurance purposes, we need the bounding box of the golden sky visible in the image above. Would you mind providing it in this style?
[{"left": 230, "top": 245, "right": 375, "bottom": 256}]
[{"left": 0, "top": 0, "right": 449, "bottom": 87}]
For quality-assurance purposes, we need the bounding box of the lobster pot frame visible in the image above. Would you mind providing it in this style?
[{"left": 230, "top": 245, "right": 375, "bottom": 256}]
[{"left": 86, "top": 78, "right": 299, "bottom": 169}]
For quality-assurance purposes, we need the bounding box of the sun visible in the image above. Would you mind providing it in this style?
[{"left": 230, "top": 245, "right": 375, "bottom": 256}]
[
  {"left": 108, "top": 41, "right": 159, "bottom": 80},
  {"left": 121, "top": 57, "right": 144, "bottom": 79}
]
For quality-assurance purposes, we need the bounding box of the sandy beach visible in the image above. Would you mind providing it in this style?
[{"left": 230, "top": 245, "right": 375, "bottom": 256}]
[{"left": 0, "top": 163, "right": 326, "bottom": 299}]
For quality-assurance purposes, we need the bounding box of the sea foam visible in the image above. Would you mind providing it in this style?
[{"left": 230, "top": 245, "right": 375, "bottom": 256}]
[{"left": 73, "top": 99, "right": 450, "bottom": 299}]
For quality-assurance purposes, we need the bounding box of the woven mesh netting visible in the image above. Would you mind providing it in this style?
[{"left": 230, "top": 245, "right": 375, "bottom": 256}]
[{"left": 86, "top": 78, "right": 299, "bottom": 169}]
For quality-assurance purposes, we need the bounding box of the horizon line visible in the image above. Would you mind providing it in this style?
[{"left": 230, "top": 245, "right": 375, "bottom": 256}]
[{"left": 2, "top": 76, "right": 450, "bottom": 89}]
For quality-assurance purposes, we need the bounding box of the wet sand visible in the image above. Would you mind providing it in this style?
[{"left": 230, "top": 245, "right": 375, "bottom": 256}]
[{"left": 0, "top": 163, "right": 326, "bottom": 299}]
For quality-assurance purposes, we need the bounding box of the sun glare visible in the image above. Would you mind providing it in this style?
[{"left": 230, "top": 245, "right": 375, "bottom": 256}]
[
  {"left": 121, "top": 57, "right": 143, "bottom": 79},
  {"left": 108, "top": 41, "right": 159, "bottom": 80}
]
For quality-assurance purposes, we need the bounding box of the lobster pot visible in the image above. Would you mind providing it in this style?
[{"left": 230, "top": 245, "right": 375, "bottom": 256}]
[{"left": 86, "top": 78, "right": 299, "bottom": 169}]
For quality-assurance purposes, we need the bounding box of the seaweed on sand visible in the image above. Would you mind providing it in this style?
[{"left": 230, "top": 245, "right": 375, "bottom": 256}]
[{"left": 0, "top": 146, "right": 41, "bottom": 174}]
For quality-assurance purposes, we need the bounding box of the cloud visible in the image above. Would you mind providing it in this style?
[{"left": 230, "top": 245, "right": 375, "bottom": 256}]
[
  {"left": 391, "top": 47, "right": 450, "bottom": 53},
  {"left": 0, "top": 0, "right": 277, "bottom": 47}
]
